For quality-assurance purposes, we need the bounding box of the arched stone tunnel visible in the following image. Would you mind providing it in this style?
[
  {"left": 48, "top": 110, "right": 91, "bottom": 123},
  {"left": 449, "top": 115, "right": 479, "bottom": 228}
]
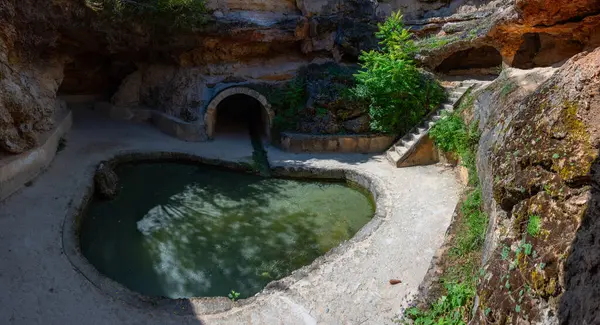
[{"left": 204, "top": 87, "right": 274, "bottom": 142}]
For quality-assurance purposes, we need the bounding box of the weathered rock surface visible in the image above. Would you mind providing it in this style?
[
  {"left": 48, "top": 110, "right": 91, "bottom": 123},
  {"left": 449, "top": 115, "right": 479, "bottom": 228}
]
[
  {"left": 0, "top": 0, "right": 385, "bottom": 153},
  {"left": 474, "top": 48, "right": 600, "bottom": 324},
  {"left": 112, "top": 66, "right": 207, "bottom": 122},
  {"left": 0, "top": 44, "right": 65, "bottom": 153},
  {"left": 94, "top": 162, "right": 119, "bottom": 200},
  {"left": 413, "top": 0, "right": 600, "bottom": 72},
  {"left": 2, "top": 0, "right": 598, "bottom": 154},
  {"left": 343, "top": 115, "right": 370, "bottom": 133}
]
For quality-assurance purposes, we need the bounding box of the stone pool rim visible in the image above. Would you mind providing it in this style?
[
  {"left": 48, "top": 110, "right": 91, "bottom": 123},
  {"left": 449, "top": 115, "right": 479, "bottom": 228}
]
[{"left": 61, "top": 150, "right": 391, "bottom": 316}]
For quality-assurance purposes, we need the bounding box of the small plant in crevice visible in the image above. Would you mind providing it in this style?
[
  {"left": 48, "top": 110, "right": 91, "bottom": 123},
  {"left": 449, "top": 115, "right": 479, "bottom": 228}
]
[
  {"left": 454, "top": 187, "right": 488, "bottom": 256},
  {"left": 228, "top": 290, "right": 240, "bottom": 302},
  {"left": 405, "top": 281, "right": 475, "bottom": 325},
  {"left": 527, "top": 215, "right": 541, "bottom": 237},
  {"left": 500, "top": 81, "right": 518, "bottom": 98}
]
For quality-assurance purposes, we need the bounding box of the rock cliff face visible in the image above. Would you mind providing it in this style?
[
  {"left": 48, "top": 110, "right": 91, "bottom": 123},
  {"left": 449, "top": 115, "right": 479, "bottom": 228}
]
[
  {"left": 2, "top": 1, "right": 600, "bottom": 324},
  {"left": 413, "top": 0, "right": 600, "bottom": 72},
  {"left": 0, "top": 0, "right": 385, "bottom": 153},
  {"left": 474, "top": 47, "right": 600, "bottom": 324},
  {"left": 1, "top": 0, "right": 599, "bottom": 154}
]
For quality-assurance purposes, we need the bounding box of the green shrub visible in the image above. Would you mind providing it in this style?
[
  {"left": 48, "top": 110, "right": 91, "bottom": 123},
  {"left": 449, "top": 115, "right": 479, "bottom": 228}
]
[
  {"left": 429, "top": 114, "right": 467, "bottom": 153},
  {"left": 429, "top": 92, "right": 480, "bottom": 185},
  {"left": 269, "top": 78, "right": 307, "bottom": 131},
  {"left": 85, "top": 0, "right": 208, "bottom": 28},
  {"left": 351, "top": 11, "right": 446, "bottom": 134}
]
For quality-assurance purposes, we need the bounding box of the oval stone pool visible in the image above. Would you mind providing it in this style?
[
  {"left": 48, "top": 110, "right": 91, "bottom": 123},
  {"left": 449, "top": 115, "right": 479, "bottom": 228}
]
[{"left": 80, "top": 162, "right": 374, "bottom": 299}]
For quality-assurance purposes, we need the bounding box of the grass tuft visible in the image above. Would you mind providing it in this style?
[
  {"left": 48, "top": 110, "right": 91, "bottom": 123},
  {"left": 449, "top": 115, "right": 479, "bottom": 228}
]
[
  {"left": 405, "top": 90, "right": 488, "bottom": 325},
  {"left": 527, "top": 215, "right": 541, "bottom": 237}
]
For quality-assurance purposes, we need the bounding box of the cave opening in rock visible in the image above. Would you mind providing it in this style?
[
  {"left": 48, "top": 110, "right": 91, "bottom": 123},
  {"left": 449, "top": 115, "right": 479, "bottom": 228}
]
[
  {"left": 214, "top": 94, "right": 269, "bottom": 141},
  {"left": 57, "top": 55, "right": 135, "bottom": 98},
  {"left": 435, "top": 46, "right": 503, "bottom": 75},
  {"left": 512, "top": 33, "right": 584, "bottom": 69}
]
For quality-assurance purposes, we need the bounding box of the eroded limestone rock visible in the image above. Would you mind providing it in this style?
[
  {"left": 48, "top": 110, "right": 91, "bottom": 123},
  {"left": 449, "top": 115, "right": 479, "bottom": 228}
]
[
  {"left": 343, "top": 115, "right": 370, "bottom": 134},
  {"left": 474, "top": 47, "right": 600, "bottom": 325},
  {"left": 112, "top": 66, "right": 207, "bottom": 122},
  {"left": 94, "top": 162, "right": 119, "bottom": 200}
]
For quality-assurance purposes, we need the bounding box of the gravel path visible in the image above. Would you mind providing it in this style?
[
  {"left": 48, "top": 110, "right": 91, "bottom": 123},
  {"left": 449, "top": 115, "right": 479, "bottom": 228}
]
[{"left": 0, "top": 110, "right": 461, "bottom": 325}]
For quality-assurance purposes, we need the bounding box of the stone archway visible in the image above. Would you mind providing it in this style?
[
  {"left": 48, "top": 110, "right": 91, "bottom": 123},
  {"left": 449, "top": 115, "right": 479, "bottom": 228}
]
[{"left": 204, "top": 87, "right": 273, "bottom": 141}]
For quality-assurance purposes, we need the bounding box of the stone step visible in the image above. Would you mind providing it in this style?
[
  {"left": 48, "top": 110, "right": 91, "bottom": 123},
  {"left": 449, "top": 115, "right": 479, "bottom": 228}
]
[
  {"left": 386, "top": 149, "right": 401, "bottom": 164},
  {"left": 449, "top": 92, "right": 462, "bottom": 99},
  {"left": 401, "top": 133, "right": 415, "bottom": 143},
  {"left": 403, "top": 138, "right": 416, "bottom": 147},
  {"left": 395, "top": 145, "right": 408, "bottom": 156},
  {"left": 441, "top": 103, "right": 454, "bottom": 111},
  {"left": 386, "top": 82, "right": 476, "bottom": 168}
]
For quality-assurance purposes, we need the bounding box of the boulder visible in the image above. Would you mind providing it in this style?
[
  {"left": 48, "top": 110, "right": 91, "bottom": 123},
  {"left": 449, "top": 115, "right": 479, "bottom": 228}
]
[
  {"left": 343, "top": 115, "right": 370, "bottom": 133},
  {"left": 297, "top": 111, "right": 340, "bottom": 134},
  {"left": 94, "top": 162, "right": 119, "bottom": 200}
]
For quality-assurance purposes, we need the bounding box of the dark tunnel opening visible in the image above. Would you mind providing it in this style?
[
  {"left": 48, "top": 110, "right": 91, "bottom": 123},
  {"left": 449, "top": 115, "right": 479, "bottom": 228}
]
[
  {"left": 435, "top": 46, "right": 503, "bottom": 75},
  {"left": 214, "top": 94, "right": 268, "bottom": 140}
]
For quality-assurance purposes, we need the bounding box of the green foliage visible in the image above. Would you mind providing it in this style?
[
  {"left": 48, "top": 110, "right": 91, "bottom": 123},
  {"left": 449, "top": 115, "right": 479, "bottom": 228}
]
[
  {"left": 415, "top": 34, "right": 457, "bottom": 51},
  {"left": 351, "top": 11, "right": 446, "bottom": 134},
  {"left": 454, "top": 187, "right": 488, "bottom": 256},
  {"left": 375, "top": 11, "right": 417, "bottom": 60},
  {"left": 407, "top": 90, "right": 488, "bottom": 324},
  {"left": 85, "top": 0, "right": 208, "bottom": 28},
  {"left": 406, "top": 282, "right": 475, "bottom": 325},
  {"left": 228, "top": 290, "right": 240, "bottom": 302},
  {"left": 500, "top": 81, "right": 517, "bottom": 98},
  {"left": 269, "top": 78, "right": 307, "bottom": 131},
  {"left": 405, "top": 185, "right": 488, "bottom": 325},
  {"left": 429, "top": 114, "right": 466, "bottom": 153},
  {"left": 430, "top": 92, "right": 480, "bottom": 185},
  {"left": 263, "top": 63, "right": 358, "bottom": 133},
  {"left": 527, "top": 215, "right": 541, "bottom": 237},
  {"left": 414, "top": 25, "right": 481, "bottom": 51}
]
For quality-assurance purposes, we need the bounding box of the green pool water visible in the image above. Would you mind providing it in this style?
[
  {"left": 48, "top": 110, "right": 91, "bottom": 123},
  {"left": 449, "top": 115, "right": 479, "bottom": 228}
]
[{"left": 80, "top": 162, "right": 374, "bottom": 299}]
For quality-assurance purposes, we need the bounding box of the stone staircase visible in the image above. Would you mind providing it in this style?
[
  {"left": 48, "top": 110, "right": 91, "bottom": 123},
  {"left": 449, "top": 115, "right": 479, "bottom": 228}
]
[{"left": 386, "top": 82, "right": 475, "bottom": 167}]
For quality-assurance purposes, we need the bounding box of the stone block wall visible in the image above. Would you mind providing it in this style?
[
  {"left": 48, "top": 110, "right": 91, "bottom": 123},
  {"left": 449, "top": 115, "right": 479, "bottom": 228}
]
[{"left": 278, "top": 133, "right": 395, "bottom": 153}]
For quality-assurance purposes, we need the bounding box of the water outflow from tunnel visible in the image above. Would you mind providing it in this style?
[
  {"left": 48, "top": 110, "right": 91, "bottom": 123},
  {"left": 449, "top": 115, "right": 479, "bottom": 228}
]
[{"left": 247, "top": 117, "right": 271, "bottom": 177}]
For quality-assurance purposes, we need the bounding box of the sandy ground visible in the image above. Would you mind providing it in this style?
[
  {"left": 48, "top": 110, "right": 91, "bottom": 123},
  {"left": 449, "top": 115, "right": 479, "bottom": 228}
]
[{"left": 0, "top": 109, "right": 461, "bottom": 325}]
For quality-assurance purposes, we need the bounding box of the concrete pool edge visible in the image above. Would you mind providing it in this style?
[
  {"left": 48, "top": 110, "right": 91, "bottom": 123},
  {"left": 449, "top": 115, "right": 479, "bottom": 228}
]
[{"left": 61, "top": 150, "right": 391, "bottom": 316}]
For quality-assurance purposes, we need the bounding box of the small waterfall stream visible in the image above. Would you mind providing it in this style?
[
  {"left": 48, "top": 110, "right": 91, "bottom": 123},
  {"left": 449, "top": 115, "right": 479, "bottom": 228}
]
[{"left": 248, "top": 117, "right": 272, "bottom": 177}]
